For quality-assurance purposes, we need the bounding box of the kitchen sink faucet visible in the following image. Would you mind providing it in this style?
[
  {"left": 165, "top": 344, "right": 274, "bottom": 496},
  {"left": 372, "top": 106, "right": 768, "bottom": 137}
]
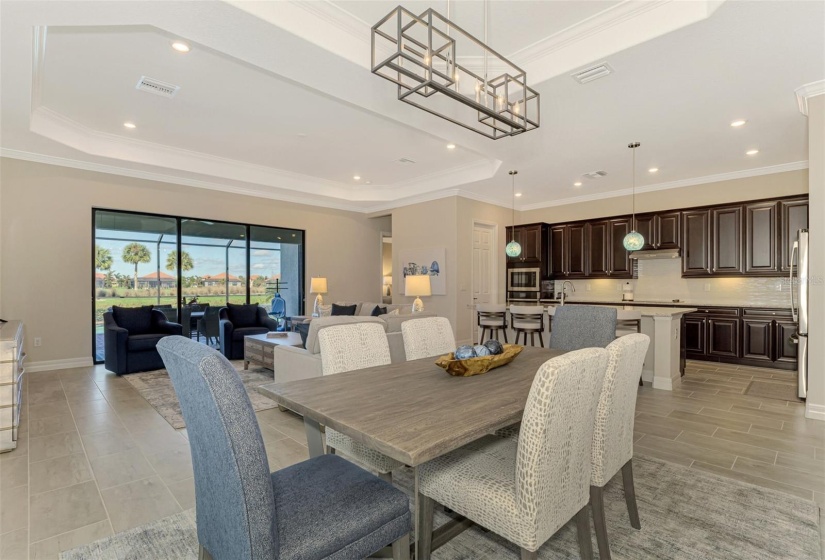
[{"left": 561, "top": 281, "right": 576, "bottom": 305}]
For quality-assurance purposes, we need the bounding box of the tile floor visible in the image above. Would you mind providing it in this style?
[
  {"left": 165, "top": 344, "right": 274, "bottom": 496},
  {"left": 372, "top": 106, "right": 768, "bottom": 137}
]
[{"left": 0, "top": 360, "right": 822, "bottom": 559}]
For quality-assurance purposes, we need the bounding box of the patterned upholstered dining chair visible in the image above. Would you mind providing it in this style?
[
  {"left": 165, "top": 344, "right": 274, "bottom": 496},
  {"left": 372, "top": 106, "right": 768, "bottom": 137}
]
[
  {"left": 319, "top": 323, "right": 405, "bottom": 481},
  {"left": 401, "top": 317, "right": 456, "bottom": 360},
  {"left": 589, "top": 333, "right": 650, "bottom": 560},
  {"left": 156, "top": 336, "right": 411, "bottom": 560},
  {"left": 549, "top": 305, "right": 617, "bottom": 351},
  {"left": 416, "top": 348, "right": 609, "bottom": 560}
]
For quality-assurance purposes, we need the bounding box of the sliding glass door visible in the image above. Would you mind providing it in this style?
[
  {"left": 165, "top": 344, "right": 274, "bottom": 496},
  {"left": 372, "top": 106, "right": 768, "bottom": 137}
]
[{"left": 93, "top": 209, "right": 304, "bottom": 363}]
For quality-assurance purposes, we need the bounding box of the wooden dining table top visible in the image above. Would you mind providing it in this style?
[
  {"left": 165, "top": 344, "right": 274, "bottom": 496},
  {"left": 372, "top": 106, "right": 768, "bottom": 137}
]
[{"left": 258, "top": 345, "right": 565, "bottom": 466}]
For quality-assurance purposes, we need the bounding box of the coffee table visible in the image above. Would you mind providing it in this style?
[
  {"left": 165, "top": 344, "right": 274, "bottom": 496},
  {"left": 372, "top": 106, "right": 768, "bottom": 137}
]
[{"left": 243, "top": 332, "right": 303, "bottom": 371}]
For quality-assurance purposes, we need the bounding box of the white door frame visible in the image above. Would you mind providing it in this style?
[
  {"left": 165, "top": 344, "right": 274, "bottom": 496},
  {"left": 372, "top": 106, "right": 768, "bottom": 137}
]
[{"left": 471, "top": 220, "right": 499, "bottom": 343}]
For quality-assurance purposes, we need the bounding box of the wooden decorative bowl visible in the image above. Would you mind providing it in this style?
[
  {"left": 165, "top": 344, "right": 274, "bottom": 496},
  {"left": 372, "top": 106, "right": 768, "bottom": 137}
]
[{"left": 435, "top": 344, "right": 524, "bottom": 377}]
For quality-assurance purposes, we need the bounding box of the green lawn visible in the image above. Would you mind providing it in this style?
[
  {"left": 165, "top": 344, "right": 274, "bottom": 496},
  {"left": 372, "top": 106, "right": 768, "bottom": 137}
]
[{"left": 95, "top": 294, "right": 271, "bottom": 323}]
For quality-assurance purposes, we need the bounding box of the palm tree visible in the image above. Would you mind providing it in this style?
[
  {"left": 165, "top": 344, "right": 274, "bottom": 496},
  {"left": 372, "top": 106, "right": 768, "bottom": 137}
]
[
  {"left": 95, "top": 245, "right": 113, "bottom": 272},
  {"left": 165, "top": 250, "right": 194, "bottom": 274},
  {"left": 122, "top": 243, "right": 151, "bottom": 289}
]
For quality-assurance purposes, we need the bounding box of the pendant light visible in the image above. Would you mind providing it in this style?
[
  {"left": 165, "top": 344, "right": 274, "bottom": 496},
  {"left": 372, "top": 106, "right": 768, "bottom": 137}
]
[
  {"left": 623, "top": 142, "right": 645, "bottom": 251},
  {"left": 505, "top": 170, "right": 522, "bottom": 257}
]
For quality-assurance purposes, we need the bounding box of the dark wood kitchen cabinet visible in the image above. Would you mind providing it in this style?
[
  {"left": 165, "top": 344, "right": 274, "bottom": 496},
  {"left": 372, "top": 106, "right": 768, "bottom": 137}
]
[
  {"left": 745, "top": 201, "right": 779, "bottom": 275},
  {"left": 586, "top": 221, "right": 609, "bottom": 277},
  {"left": 682, "top": 210, "right": 711, "bottom": 276},
  {"left": 567, "top": 224, "right": 587, "bottom": 277},
  {"left": 780, "top": 198, "right": 809, "bottom": 272},
  {"left": 707, "top": 316, "right": 740, "bottom": 358},
  {"left": 710, "top": 206, "right": 743, "bottom": 275},
  {"left": 506, "top": 224, "right": 544, "bottom": 264},
  {"left": 608, "top": 218, "right": 633, "bottom": 276},
  {"left": 685, "top": 308, "right": 740, "bottom": 360},
  {"left": 633, "top": 214, "right": 656, "bottom": 251},
  {"left": 774, "top": 319, "right": 798, "bottom": 364},
  {"left": 742, "top": 318, "right": 773, "bottom": 362},
  {"left": 549, "top": 226, "right": 565, "bottom": 278},
  {"left": 683, "top": 315, "right": 707, "bottom": 355},
  {"left": 633, "top": 211, "right": 680, "bottom": 251}
]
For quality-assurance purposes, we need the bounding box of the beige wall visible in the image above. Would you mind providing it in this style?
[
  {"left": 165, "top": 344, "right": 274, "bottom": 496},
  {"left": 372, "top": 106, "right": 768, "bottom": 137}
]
[
  {"left": 0, "top": 158, "right": 389, "bottom": 367},
  {"left": 805, "top": 95, "right": 825, "bottom": 420},
  {"left": 521, "top": 169, "right": 809, "bottom": 224}
]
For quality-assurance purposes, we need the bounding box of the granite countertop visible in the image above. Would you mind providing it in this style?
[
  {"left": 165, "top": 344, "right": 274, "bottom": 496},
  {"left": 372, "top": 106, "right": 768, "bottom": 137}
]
[
  {"left": 582, "top": 305, "right": 697, "bottom": 317},
  {"left": 556, "top": 298, "right": 790, "bottom": 310}
]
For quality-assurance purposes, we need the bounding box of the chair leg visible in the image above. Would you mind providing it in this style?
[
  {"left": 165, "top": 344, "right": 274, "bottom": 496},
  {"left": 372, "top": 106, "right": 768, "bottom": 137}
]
[
  {"left": 198, "top": 545, "right": 213, "bottom": 560},
  {"left": 538, "top": 331, "right": 544, "bottom": 347},
  {"left": 590, "top": 485, "right": 611, "bottom": 560},
  {"left": 520, "top": 548, "right": 538, "bottom": 560},
  {"left": 530, "top": 332, "right": 535, "bottom": 346},
  {"left": 575, "top": 505, "right": 593, "bottom": 560},
  {"left": 391, "top": 533, "right": 410, "bottom": 560},
  {"left": 622, "top": 459, "right": 641, "bottom": 529},
  {"left": 503, "top": 328, "right": 508, "bottom": 343},
  {"left": 417, "top": 493, "right": 435, "bottom": 560}
]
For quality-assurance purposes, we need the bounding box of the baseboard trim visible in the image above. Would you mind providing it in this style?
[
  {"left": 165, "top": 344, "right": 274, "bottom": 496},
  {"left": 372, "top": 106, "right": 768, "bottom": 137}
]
[
  {"left": 804, "top": 402, "right": 825, "bottom": 422},
  {"left": 26, "top": 357, "right": 94, "bottom": 373}
]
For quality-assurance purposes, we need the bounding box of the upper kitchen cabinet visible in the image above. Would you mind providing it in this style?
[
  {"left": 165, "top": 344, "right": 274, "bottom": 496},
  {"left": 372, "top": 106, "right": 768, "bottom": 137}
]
[
  {"left": 780, "top": 197, "right": 809, "bottom": 272},
  {"left": 586, "top": 220, "right": 609, "bottom": 277},
  {"left": 549, "top": 225, "right": 565, "bottom": 278},
  {"left": 633, "top": 211, "right": 680, "bottom": 250},
  {"left": 633, "top": 214, "right": 656, "bottom": 251},
  {"left": 744, "top": 201, "right": 779, "bottom": 275},
  {"left": 682, "top": 209, "right": 711, "bottom": 276},
  {"left": 710, "top": 206, "right": 743, "bottom": 275},
  {"left": 506, "top": 224, "right": 546, "bottom": 265},
  {"left": 548, "top": 223, "right": 587, "bottom": 278}
]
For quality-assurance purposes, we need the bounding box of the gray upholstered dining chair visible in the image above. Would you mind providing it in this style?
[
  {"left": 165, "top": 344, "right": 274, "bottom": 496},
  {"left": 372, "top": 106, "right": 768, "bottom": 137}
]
[
  {"left": 401, "top": 317, "right": 456, "bottom": 360},
  {"left": 510, "top": 305, "right": 546, "bottom": 346},
  {"left": 156, "top": 336, "right": 411, "bottom": 560},
  {"left": 416, "top": 348, "right": 609, "bottom": 560},
  {"left": 319, "top": 323, "right": 405, "bottom": 480},
  {"left": 477, "top": 304, "right": 508, "bottom": 343},
  {"left": 589, "top": 333, "right": 650, "bottom": 560},
  {"left": 549, "top": 305, "right": 617, "bottom": 351}
]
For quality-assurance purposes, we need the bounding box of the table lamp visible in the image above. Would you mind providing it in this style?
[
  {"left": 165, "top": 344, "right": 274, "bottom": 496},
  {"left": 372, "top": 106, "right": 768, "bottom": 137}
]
[
  {"left": 405, "top": 275, "right": 431, "bottom": 313},
  {"left": 310, "top": 277, "right": 328, "bottom": 316},
  {"left": 383, "top": 275, "right": 392, "bottom": 296}
]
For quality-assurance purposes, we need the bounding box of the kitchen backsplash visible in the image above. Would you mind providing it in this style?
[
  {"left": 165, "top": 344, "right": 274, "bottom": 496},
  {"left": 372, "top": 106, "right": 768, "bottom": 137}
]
[{"left": 564, "top": 258, "right": 791, "bottom": 308}]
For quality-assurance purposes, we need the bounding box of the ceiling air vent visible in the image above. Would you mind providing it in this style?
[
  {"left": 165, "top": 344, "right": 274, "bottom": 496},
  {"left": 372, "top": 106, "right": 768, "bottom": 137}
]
[
  {"left": 135, "top": 76, "right": 180, "bottom": 98},
  {"left": 395, "top": 157, "right": 417, "bottom": 165},
  {"left": 583, "top": 170, "right": 608, "bottom": 179},
  {"left": 571, "top": 63, "right": 613, "bottom": 84}
]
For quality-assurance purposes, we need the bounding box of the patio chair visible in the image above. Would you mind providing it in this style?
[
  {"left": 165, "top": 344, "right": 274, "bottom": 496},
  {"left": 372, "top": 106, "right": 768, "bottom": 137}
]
[{"left": 197, "top": 307, "right": 221, "bottom": 346}]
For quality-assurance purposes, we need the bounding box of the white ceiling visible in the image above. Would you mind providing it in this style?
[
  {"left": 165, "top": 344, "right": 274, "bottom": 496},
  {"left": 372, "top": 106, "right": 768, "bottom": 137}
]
[{"left": 1, "top": 0, "right": 823, "bottom": 212}]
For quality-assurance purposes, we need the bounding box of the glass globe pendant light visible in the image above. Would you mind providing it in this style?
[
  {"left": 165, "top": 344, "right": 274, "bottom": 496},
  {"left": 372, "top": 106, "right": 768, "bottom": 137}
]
[
  {"left": 505, "top": 170, "right": 522, "bottom": 257},
  {"left": 623, "top": 142, "right": 645, "bottom": 251}
]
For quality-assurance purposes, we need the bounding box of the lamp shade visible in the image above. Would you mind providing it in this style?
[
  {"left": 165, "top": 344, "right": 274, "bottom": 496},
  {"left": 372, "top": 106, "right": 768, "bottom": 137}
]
[
  {"left": 404, "top": 275, "right": 431, "bottom": 297},
  {"left": 309, "top": 277, "right": 328, "bottom": 294},
  {"left": 383, "top": 276, "right": 393, "bottom": 285}
]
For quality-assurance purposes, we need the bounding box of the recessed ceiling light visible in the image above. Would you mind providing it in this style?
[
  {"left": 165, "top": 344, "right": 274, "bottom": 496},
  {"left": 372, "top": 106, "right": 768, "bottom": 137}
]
[
  {"left": 746, "top": 149, "right": 759, "bottom": 156},
  {"left": 365, "top": 180, "right": 372, "bottom": 184},
  {"left": 446, "top": 143, "right": 456, "bottom": 150},
  {"left": 648, "top": 167, "right": 659, "bottom": 173},
  {"left": 574, "top": 181, "right": 582, "bottom": 187},
  {"left": 730, "top": 120, "right": 747, "bottom": 127},
  {"left": 171, "top": 41, "right": 190, "bottom": 53},
  {"left": 123, "top": 122, "right": 136, "bottom": 129},
  {"left": 353, "top": 175, "right": 361, "bottom": 180},
  {"left": 515, "top": 193, "right": 522, "bottom": 197}
]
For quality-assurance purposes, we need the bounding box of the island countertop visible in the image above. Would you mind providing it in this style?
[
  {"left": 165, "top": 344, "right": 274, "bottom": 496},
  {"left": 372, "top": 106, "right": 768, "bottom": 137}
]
[{"left": 564, "top": 305, "right": 698, "bottom": 317}]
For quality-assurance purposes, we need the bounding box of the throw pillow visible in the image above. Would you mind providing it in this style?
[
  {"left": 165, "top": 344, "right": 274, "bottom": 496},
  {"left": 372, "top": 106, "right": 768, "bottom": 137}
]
[
  {"left": 112, "top": 305, "right": 154, "bottom": 335},
  {"left": 317, "top": 304, "right": 332, "bottom": 317},
  {"left": 226, "top": 303, "right": 259, "bottom": 328},
  {"left": 387, "top": 308, "right": 401, "bottom": 316},
  {"left": 331, "top": 303, "right": 358, "bottom": 316},
  {"left": 295, "top": 323, "right": 311, "bottom": 349},
  {"left": 371, "top": 305, "right": 388, "bottom": 317}
]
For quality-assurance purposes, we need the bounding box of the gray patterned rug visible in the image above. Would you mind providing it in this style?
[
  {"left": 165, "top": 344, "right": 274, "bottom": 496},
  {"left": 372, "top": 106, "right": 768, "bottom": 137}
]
[
  {"left": 60, "top": 456, "right": 821, "bottom": 560},
  {"left": 123, "top": 361, "right": 277, "bottom": 429}
]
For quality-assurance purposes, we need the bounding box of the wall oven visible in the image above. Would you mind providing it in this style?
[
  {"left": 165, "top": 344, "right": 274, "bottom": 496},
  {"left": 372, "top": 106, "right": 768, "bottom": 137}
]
[{"left": 507, "top": 268, "right": 541, "bottom": 292}]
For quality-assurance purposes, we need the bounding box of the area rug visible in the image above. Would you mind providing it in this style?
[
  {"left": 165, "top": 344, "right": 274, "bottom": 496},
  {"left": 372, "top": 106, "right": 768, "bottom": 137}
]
[
  {"left": 60, "top": 456, "right": 821, "bottom": 560},
  {"left": 123, "top": 361, "right": 277, "bottom": 429},
  {"left": 745, "top": 380, "right": 804, "bottom": 403}
]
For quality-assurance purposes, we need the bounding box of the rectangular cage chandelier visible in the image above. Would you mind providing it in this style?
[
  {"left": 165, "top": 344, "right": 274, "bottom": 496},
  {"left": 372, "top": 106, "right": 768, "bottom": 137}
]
[{"left": 371, "top": 6, "right": 540, "bottom": 140}]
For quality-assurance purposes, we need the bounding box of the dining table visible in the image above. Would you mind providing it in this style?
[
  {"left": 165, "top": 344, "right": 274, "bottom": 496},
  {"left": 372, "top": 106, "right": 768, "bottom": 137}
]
[{"left": 257, "top": 344, "right": 565, "bottom": 559}]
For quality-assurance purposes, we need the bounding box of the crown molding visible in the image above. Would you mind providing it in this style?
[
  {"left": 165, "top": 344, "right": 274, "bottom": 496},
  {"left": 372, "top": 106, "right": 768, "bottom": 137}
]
[
  {"left": 518, "top": 160, "right": 809, "bottom": 211},
  {"left": 795, "top": 80, "right": 825, "bottom": 116}
]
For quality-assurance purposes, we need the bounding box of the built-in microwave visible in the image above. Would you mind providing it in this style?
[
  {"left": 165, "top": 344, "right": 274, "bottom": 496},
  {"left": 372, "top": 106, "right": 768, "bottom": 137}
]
[{"left": 507, "top": 268, "right": 541, "bottom": 292}]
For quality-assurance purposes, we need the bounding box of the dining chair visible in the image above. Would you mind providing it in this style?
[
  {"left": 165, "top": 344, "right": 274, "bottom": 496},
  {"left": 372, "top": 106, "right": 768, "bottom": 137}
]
[
  {"left": 197, "top": 307, "right": 221, "bottom": 346},
  {"left": 319, "top": 323, "right": 405, "bottom": 480},
  {"left": 401, "top": 317, "right": 456, "bottom": 360},
  {"left": 180, "top": 306, "right": 192, "bottom": 339},
  {"left": 417, "top": 348, "right": 609, "bottom": 560},
  {"left": 549, "top": 305, "right": 617, "bottom": 351},
  {"left": 589, "top": 333, "right": 650, "bottom": 560},
  {"left": 156, "top": 336, "right": 411, "bottom": 560},
  {"left": 510, "top": 305, "right": 545, "bottom": 346},
  {"left": 476, "top": 304, "right": 508, "bottom": 344}
]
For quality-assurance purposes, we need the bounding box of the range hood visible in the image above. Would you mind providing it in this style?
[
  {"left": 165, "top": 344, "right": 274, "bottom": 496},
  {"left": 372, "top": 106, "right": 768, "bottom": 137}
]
[{"left": 629, "top": 248, "right": 681, "bottom": 260}]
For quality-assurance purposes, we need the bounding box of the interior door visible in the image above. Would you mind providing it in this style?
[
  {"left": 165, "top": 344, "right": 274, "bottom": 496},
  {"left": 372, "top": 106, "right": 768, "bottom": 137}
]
[{"left": 472, "top": 224, "right": 494, "bottom": 343}]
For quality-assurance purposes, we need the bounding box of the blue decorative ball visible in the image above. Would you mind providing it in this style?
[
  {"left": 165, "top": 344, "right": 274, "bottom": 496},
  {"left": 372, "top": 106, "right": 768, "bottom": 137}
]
[
  {"left": 473, "top": 344, "right": 492, "bottom": 357},
  {"left": 455, "top": 345, "right": 477, "bottom": 360},
  {"left": 484, "top": 340, "right": 504, "bottom": 355}
]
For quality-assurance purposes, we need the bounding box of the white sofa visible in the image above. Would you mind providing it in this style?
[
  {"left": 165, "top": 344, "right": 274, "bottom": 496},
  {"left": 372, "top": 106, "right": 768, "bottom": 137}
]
[{"left": 272, "top": 309, "right": 436, "bottom": 385}]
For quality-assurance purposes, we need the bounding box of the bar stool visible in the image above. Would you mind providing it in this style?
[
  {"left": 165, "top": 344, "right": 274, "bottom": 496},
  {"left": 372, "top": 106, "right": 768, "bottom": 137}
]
[
  {"left": 509, "top": 305, "right": 545, "bottom": 347},
  {"left": 616, "top": 310, "right": 642, "bottom": 337},
  {"left": 477, "top": 304, "right": 508, "bottom": 344}
]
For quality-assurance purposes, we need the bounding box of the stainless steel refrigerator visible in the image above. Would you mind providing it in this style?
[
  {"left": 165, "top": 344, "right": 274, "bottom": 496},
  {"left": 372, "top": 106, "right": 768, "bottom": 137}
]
[{"left": 791, "top": 229, "right": 809, "bottom": 399}]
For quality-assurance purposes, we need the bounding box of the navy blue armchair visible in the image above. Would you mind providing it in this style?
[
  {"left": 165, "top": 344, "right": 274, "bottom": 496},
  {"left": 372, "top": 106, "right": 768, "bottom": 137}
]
[
  {"left": 104, "top": 306, "right": 183, "bottom": 375},
  {"left": 156, "top": 336, "right": 411, "bottom": 560},
  {"left": 219, "top": 303, "right": 277, "bottom": 360}
]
